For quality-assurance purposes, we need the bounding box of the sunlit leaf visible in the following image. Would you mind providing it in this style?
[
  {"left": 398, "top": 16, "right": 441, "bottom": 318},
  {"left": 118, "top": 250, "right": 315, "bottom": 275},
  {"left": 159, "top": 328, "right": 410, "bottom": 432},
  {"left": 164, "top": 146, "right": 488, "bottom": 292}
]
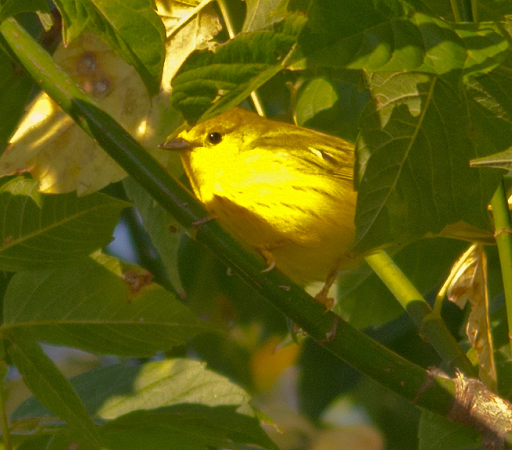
[
  {"left": 158, "top": 0, "right": 222, "bottom": 93},
  {"left": 13, "top": 358, "right": 252, "bottom": 420},
  {"left": 0, "top": 33, "right": 154, "bottom": 194},
  {"left": 0, "top": 3, "right": 221, "bottom": 195},
  {"left": 13, "top": 358, "right": 275, "bottom": 450},
  {"left": 292, "top": 75, "right": 371, "bottom": 142},
  {"left": 243, "top": 0, "right": 285, "bottom": 32}
]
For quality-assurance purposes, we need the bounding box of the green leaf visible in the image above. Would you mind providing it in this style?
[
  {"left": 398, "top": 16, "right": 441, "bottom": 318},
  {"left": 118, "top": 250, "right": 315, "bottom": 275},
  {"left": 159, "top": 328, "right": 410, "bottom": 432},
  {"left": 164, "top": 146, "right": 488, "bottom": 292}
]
[
  {"left": 53, "top": 0, "right": 165, "bottom": 96},
  {"left": 304, "top": 0, "right": 391, "bottom": 42},
  {"left": 477, "top": 0, "right": 512, "bottom": 21},
  {"left": 467, "top": 59, "right": 512, "bottom": 171},
  {"left": 353, "top": 72, "right": 506, "bottom": 253},
  {"left": 3, "top": 255, "right": 216, "bottom": 355},
  {"left": 123, "top": 177, "right": 186, "bottom": 297},
  {"left": 293, "top": 11, "right": 509, "bottom": 84},
  {"left": 100, "top": 404, "right": 278, "bottom": 450},
  {"left": 0, "top": 177, "right": 129, "bottom": 271},
  {"left": 6, "top": 329, "right": 103, "bottom": 450},
  {"left": 293, "top": 75, "right": 371, "bottom": 142},
  {"left": 14, "top": 358, "right": 252, "bottom": 420},
  {"left": 10, "top": 434, "right": 53, "bottom": 450},
  {"left": 418, "top": 410, "right": 480, "bottom": 450},
  {"left": 172, "top": 13, "right": 307, "bottom": 123}
]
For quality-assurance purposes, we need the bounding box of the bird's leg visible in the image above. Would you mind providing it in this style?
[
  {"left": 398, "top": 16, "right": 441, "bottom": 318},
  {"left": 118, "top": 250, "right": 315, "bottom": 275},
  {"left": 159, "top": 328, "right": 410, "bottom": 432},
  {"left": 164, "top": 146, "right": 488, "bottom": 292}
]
[
  {"left": 256, "top": 241, "right": 290, "bottom": 273},
  {"left": 314, "top": 260, "right": 341, "bottom": 311}
]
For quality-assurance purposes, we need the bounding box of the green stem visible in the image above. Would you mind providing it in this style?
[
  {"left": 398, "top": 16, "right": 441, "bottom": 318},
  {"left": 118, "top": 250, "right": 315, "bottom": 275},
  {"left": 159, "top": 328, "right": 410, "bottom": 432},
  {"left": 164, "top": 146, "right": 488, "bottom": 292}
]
[
  {"left": 449, "top": 0, "right": 462, "bottom": 22},
  {"left": 459, "top": 0, "right": 474, "bottom": 22},
  {"left": 0, "top": 17, "right": 460, "bottom": 420},
  {"left": 490, "top": 181, "right": 512, "bottom": 359},
  {"left": 450, "top": 0, "right": 474, "bottom": 22},
  {"left": 215, "top": 0, "right": 237, "bottom": 37},
  {"left": 470, "top": 0, "right": 478, "bottom": 22},
  {"left": 365, "top": 250, "right": 476, "bottom": 376}
]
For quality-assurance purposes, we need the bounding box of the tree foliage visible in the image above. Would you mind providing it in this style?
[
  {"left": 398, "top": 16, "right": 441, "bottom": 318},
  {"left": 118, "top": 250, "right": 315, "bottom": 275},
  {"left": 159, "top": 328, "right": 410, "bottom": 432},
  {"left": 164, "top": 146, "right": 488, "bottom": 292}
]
[{"left": 1, "top": 0, "right": 512, "bottom": 449}]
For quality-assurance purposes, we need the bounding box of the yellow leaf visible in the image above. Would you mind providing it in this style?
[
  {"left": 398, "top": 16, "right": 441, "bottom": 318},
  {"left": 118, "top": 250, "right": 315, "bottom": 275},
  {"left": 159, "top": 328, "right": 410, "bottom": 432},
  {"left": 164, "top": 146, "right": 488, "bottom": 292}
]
[
  {"left": 0, "top": 1, "right": 221, "bottom": 194},
  {"left": 0, "top": 32, "right": 151, "bottom": 194}
]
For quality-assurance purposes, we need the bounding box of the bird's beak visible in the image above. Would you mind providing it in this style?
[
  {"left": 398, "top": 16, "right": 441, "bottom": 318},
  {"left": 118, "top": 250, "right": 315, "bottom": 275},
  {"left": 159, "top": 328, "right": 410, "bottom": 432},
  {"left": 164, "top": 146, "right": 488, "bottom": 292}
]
[{"left": 159, "top": 137, "right": 192, "bottom": 150}]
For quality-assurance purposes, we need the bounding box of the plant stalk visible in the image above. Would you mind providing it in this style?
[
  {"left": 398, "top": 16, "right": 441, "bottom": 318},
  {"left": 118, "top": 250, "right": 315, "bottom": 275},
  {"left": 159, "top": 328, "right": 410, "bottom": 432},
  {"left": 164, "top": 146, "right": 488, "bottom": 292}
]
[
  {"left": 490, "top": 181, "right": 512, "bottom": 359},
  {"left": 449, "top": 0, "right": 462, "bottom": 22},
  {"left": 365, "top": 250, "right": 476, "bottom": 376}
]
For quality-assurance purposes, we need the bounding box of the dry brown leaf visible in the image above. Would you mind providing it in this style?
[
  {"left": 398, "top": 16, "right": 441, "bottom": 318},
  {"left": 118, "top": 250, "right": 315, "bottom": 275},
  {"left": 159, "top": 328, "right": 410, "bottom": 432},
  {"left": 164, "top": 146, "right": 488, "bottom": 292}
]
[{"left": 445, "top": 244, "right": 496, "bottom": 390}]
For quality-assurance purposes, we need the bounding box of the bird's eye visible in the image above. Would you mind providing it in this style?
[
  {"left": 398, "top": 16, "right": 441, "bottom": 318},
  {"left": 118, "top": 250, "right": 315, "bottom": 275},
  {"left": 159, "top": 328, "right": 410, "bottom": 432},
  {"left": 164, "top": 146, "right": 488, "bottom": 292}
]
[{"left": 207, "top": 132, "right": 223, "bottom": 145}]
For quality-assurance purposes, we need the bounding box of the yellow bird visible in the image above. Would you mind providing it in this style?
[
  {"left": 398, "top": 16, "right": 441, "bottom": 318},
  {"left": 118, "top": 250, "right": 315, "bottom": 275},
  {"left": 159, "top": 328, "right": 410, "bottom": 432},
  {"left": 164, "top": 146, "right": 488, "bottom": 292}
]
[{"left": 166, "top": 108, "right": 359, "bottom": 305}]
